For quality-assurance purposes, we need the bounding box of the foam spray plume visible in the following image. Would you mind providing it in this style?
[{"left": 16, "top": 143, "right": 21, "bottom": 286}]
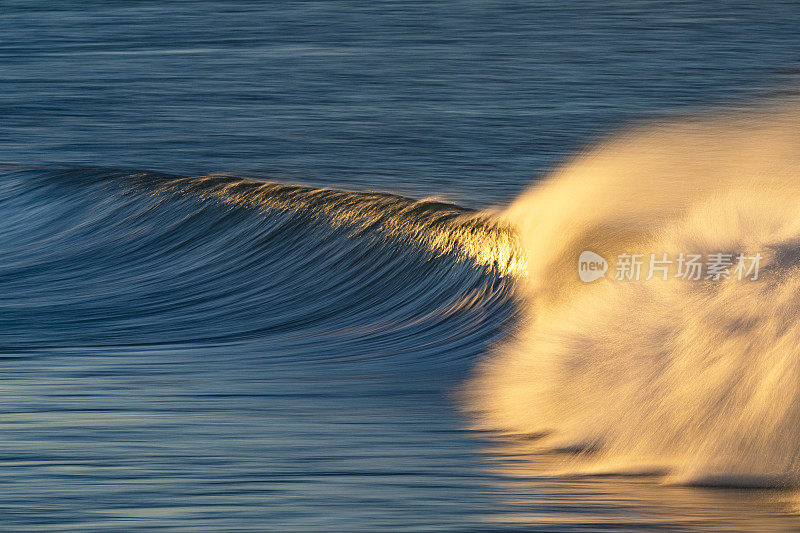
[{"left": 466, "top": 99, "right": 800, "bottom": 488}]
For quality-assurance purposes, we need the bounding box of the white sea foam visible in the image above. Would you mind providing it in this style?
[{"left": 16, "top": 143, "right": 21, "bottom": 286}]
[{"left": 467, "top": 99, "right": 800, "bottom": 487}]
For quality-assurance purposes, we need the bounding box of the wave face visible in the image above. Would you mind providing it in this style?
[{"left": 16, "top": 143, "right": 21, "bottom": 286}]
[
  {"left": 0, "top": 166, "right": 536, "bottom": 530},
  {"left": 466, "top": 101, "right": 800, "bottom": 487},
  {"left": 0, "top": 167, "right": 520, "bottom": 369}
]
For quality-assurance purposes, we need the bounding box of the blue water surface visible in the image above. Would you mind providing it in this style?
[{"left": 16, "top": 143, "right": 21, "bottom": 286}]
[{"left": 2, "top": 2, "right": 800, "bottom": 531}]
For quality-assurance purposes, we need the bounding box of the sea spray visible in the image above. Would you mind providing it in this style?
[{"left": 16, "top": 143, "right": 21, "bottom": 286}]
[{"left": 466, "top": 100, "right": 800, "bottom": 487}]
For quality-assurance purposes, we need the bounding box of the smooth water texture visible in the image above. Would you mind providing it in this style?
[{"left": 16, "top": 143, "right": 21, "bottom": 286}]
[{"left": 3, "top": 1, "right": 800, "bottom": 531}]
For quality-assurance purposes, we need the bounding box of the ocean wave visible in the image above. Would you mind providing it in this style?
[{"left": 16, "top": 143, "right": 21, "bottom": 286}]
[{"left": 0, "top": 167, "right": 520, "bottom": 365}]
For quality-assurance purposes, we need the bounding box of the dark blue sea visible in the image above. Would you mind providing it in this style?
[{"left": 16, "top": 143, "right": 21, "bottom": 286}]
[{"left": 2, "top": 1, "right": 800, "bottom": 530}]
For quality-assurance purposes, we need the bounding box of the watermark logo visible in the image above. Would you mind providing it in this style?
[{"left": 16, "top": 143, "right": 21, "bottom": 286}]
[
  {"left": 578, "top": 251, "right": 762, "bottom": 283},
  {"left": 578, "top": 250, "right": 608, "bottom": 282}
]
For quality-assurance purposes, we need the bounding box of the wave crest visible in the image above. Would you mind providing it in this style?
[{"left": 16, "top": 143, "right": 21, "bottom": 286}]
[{"left": 0, "top": 168, "right": 520, "bottom": 356}]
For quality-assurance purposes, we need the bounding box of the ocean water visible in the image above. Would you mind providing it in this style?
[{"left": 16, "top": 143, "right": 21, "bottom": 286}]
[{"left": 3, "top": 1, "right": 800, "bottom": 531}]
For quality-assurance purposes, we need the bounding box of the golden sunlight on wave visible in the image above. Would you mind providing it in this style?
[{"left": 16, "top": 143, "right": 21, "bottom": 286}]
[{"left": 145, "top": 176, "right": 528, "bottom": 278}]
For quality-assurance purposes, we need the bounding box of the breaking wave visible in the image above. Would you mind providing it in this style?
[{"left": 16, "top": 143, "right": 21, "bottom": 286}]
[{"left": 7, "top": 100, "right": 800, "bottom": 490}]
